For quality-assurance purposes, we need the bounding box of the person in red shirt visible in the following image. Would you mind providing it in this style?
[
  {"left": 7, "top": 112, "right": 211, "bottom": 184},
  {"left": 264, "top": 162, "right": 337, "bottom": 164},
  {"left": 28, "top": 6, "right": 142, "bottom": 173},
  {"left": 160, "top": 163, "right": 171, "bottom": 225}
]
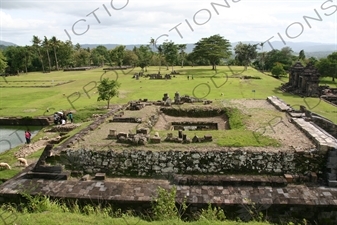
[{"left": 25, "top": 130, "right": 31, "bottom": 144}]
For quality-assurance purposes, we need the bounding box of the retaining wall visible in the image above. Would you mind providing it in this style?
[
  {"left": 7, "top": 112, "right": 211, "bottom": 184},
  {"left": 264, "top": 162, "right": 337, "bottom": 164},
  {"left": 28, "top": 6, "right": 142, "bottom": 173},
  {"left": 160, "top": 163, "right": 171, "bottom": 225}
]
[{"left": 56, "top": 148, "right": 326, "bottom": 177}]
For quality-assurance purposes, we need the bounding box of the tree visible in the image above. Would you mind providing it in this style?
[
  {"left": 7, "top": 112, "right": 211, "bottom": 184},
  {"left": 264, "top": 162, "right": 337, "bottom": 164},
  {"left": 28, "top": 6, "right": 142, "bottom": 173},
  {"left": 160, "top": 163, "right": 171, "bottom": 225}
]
[
  {"left": 57, "top": 40, "right": 74, "bottom": 68},
  {"left": 192, "top": 34, "right": 231, "bottom": 70},
  {"left": 110, "top": 45, "right": 125, "bottom": 67},
  {"left": 234, "top": 42, "right": 258, "bottom": 71},
  {"left": 264, "top": 47, "right": 294, "bottom": 71},
  {"left": 149, "top": 37, "right": 155, "bottom": 52},
  {"left": 50, "top": 36, "right": 60, "bottom": 70},
  {"left": 73, "top": 48, "right": 90, "bottom": 67},
  {"left": 157, "top": 45, "right": 164, "bottom": 71},
  {"left": 134, "top": 45, "right": 152, "bottom": 71},
  {"left": 162, "top": 41, "right": 178, "bottom": 72},
  {"left": 97, "top": 78, "right": 121, "bottom": 109},
  {"left": 271, "top": 63, "right": 286, "bottom": 78},
  {"left": 0, "top": 50, "right": 7, "bottom": 73},
  {"left": 43, "top": 36, "right": 52, "bottom": 72},
  {"left": 32, "top": 35, "right": 45, "bottom": 72},
  {"left": 123, "top": 49, "right": 138, "bottom": 67},
  {"left": 298, "top": 50, "right": 305, "bottom": 61},
  {"left": 22, "top": 46, "right": 32, "bottom": 73},
  {"left": 178, "top": 44, "right": 187, "bottom": 68},
  {"left": 316, "top": 52, "right": 337, "bottom": 81},
  {"left": 4, "top": 46, "right": 25, "bottom": 74}
]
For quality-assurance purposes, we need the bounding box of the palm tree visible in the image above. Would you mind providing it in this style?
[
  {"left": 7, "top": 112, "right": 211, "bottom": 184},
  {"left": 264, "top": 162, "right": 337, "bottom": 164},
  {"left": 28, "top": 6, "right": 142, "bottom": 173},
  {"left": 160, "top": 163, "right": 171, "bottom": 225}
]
[
  {"left": 178, "top": 44, "right": 186, "bottom": 68},
  {"left": 32, "top": 35, "right": 45, "bottom": 72},
  {"left": 260, "top": 42, "right": 265, "bottom": 72},
  {"left": 157, "top": 45, "right": 163, "bottom": 71},
  {"left": 23, "top": 46, "right": 32, "bottom": 73},
  {"left": 43, "top": 36, "right": 52, "bottom": 72},
  {"left": 50, "top": 36, "right": 60, "bottom": 70},
  {"left": 149, "top": 37, "right": 155, "bottom": 52}
]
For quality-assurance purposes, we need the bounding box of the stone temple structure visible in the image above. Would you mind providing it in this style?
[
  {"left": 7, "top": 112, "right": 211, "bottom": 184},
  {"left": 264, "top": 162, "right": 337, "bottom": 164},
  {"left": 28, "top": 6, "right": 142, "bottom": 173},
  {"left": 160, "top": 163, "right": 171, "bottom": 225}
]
[{"left": 283, "top": 61, "right": 320, "bottom": 97}]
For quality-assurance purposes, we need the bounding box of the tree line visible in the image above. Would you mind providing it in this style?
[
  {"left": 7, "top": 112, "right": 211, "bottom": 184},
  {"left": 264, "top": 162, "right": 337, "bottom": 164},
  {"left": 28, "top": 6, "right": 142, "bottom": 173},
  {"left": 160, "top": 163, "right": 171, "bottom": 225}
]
[{"left": 0, "top": 34, "right": 336, "bottom": 81}]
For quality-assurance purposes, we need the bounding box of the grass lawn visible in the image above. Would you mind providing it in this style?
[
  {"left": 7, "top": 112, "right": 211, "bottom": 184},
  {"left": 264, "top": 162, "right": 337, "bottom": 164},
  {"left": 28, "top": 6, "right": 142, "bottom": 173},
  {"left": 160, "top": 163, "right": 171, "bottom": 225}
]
[{"left": 0, "top": 65, "right": 335, "bottom": 122}]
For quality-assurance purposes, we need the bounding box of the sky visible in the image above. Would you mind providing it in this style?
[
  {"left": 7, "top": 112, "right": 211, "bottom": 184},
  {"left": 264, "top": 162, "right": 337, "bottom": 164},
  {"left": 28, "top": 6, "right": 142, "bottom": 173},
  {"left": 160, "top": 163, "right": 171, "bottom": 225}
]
[{"left": 0, "top": 0, "right": 337, "bottom": 46}]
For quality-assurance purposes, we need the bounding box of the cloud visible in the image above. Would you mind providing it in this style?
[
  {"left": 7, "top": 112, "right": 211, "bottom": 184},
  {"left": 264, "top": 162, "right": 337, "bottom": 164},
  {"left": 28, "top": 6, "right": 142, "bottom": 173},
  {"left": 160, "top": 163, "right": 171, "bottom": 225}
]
[{"left": 0, "top": 0, "right": 336, "bottom": 46}]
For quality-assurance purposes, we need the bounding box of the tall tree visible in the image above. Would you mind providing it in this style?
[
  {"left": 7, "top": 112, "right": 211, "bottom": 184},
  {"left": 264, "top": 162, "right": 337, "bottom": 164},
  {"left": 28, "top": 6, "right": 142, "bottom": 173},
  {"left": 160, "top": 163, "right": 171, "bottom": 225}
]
[
  {"left": 264, "top": 47, "right": 294, "bottom": 71},
  {"left": 157, "top": 45, "right": 163, "bottom": 71},
  {"left": 162, "top": 41, "right": 178, "bottom": 72},
  {"left": 149, "top": 37, "right": 155, "bottom": 52},
  {"left": 316, "top": 52, "right": 337, "bottom": 81},
  {"left": 23, "top": 46, "right": 32, "bottom": 73},
  {"left": 43, "top": 36, "right": 52, "bottom": 72},
  {"left": 298, "top": 50, "right": 306, "bottom": 61},
  {"left": 97, "top": 78, "right": 121, "bottom": 109},
  {"left": 0, "top": 50, "right": 7, "bottom": 73},
  {"left": 32, "top": 35, "right": 45, "bottom": 72},
  {"left": 234, "top": 42, "right": 258, "bottom": 71},
  {"left": 110, "top": 45, "right": 125, "bottom": 67},
  {"left": 4, "top": 46, "right": 25, "bottom": 74},
  {"left": 192, "top": 34, "right": 231, "bottom": 70},
  {"left": 50, "top": 36, "right": 60, "bottom": 70},
  {"left": 178, "top": 44, "right": 187, "bottom": 68},
  {"left": 134, "top": 45, "right": 152, "bottom": 71},
  {"left": 123, "top": 49, "right": 138, "bottom": 67}
]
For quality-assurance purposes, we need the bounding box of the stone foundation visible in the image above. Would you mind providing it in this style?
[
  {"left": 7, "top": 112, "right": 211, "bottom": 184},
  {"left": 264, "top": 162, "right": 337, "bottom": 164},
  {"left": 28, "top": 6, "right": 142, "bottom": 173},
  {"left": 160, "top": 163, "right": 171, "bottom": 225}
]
[{"left": 54, "top": 148, "right": 326, "bottom": 177}]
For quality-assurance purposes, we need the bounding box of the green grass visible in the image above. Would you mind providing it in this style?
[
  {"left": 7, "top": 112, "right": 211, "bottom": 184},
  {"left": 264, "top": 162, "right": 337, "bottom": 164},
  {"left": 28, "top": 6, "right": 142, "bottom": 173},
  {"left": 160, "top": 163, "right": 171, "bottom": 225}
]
[
  {"left": 0, "top": 210, "right": 272, "bottom": 225},
  {"left": 0, "top": 66, "right": 336, "bottom": 123}
]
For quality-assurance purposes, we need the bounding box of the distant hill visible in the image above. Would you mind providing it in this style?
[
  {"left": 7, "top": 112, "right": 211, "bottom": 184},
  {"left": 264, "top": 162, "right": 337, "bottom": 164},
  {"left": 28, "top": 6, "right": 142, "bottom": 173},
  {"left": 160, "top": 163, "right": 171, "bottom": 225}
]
[
  {"left": 81, "top": 41, "right": 336, "bottom": 55},
  {"left": 0, "top": 40, "right": 16, "bottom": 46}
]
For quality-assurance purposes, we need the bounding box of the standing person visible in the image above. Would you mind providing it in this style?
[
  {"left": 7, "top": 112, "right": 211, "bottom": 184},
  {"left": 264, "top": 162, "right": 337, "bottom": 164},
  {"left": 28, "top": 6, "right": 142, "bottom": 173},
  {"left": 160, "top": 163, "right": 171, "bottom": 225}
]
[
  {"left": 67, "top": 112, "right": 73, "bottom": 123},
  {"left": 25, "top": 130, "right": 31, "bottom": 144},
  {"left": 54, "top": 113, "right": 59, "bottom": 125}
]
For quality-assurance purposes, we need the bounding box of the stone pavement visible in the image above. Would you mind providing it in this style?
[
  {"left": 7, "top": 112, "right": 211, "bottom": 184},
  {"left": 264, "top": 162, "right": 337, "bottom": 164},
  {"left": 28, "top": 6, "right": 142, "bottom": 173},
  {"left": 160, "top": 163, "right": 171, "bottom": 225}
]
[
  {"left": 267, "top": 96, "right": 292, "bottom": 112},
  {"left": 1, "top": 172, "right": 337, "bottom": 207},
  {"left": 292, "top": 118, "right": 337, "bottom": 151}
]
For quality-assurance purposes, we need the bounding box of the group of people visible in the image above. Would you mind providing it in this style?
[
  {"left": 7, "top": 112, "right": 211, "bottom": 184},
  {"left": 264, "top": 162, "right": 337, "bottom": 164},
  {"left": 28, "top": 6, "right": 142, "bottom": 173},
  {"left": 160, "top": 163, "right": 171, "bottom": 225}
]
[{"left": 54, "top": 111, "right": 74, "bottom": 125}]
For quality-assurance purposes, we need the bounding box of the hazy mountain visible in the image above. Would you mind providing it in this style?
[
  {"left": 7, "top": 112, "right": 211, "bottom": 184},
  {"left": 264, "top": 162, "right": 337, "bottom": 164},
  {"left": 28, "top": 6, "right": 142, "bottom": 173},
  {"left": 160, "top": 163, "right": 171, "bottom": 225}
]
[
  {"left": 81, "top": 41, "right": 336, "bottom": 54},
  {"left": 2, "top": 39, "right": 335, "bottom": 58},
  {"left": 0, "top": 40, "right": 17, "bottom": 46}
]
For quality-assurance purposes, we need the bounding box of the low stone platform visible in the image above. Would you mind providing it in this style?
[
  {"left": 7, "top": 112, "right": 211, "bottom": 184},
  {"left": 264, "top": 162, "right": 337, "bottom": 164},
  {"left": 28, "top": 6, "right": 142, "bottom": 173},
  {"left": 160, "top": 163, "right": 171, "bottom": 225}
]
[
  {"left": 1, "top": 173, "right": 337, "bottom": 207},
  {"left": 292, "top": 118, "right": 337, "bottom": 151},
  {"left": 267, "top": 96, "right": 292, "bottom": 111}
]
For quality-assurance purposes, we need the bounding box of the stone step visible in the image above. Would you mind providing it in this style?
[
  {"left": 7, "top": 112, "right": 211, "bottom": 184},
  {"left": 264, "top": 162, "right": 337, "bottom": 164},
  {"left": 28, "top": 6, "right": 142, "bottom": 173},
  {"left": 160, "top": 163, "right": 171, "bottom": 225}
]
[{"left": 173, "top": 174, "right": 287, "bottom": 187}]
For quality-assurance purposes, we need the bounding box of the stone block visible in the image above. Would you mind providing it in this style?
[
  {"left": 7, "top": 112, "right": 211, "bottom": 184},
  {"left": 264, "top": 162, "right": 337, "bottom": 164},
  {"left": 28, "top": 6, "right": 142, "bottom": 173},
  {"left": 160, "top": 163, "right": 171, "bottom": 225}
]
[
  {"left": 117, "top": 132, "right": 128, "bottom": 139},
  {"left": 71, "top": 170, "right": 83, "bottom": 177},
  {"left": 137, "top": 128, "right": 150, "bottom": 135},
  {"left": 81, "top": 174, "right": 91, "bottom": 181},
  {"left": 328, "top": 180, "right": 337, "bottom": 187},
  {"left": 204, "top": 135, "right": 212, "bottom": 141},
  {"left": 284, "top": 174, "right": 293, "bottom": 183},
  {"left": 310, "top": 172, "right": 318, "bottom": 183},
  {"left": 95, "top": 173, "right": 106, "bottom": 180},
  {"left": 150, "top": 137, "right": 161, "bottom": 144}
]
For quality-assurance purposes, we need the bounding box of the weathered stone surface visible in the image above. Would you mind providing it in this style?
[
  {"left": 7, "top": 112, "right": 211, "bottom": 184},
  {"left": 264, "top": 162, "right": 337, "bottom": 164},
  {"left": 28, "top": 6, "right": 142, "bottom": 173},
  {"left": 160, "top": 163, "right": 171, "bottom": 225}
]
[{"left": 58, "top": 148, "right": 325, "bottom": 177}]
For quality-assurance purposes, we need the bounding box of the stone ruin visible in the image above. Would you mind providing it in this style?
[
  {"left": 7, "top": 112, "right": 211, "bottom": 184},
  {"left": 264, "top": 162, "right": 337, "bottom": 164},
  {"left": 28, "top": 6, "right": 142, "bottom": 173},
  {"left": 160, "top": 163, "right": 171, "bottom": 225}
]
[
  {"left": 164, "top": 130, "right": 212, "bottom": 144},
  {"left": 321, "top": 87, "right": 337, "bottom": 106},
  {"left": 148, "top": 73, "right": 172, "bottom": 80},
  {"left": 112, "top": 128, "right": 163, "bottom": 145},
  {"left": 103, "top": 66, "right": 132, "bottom": 70},
  {"left": 282, "top": 61, "right": 320, "bottom": 97}
]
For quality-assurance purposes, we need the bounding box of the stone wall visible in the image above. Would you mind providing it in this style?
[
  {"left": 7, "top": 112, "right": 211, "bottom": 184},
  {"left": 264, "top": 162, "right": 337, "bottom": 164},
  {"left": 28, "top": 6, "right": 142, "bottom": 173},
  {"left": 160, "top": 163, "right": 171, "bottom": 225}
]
[
  {"left": 312, "top": 115, "right": 337, "bottom": 139},
  {"left": 0, "top": 117, "right": 51, "bottom": 126},
  {"left": 56, "top": 148, "right": 326, "bottom": 177}
]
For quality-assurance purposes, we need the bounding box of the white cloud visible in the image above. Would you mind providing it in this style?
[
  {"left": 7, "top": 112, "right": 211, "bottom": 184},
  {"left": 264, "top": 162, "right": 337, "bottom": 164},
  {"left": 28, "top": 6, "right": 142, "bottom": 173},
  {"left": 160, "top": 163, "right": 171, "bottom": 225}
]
[{"left": 0, "top": 0, "right": 336, "bottom": 46}]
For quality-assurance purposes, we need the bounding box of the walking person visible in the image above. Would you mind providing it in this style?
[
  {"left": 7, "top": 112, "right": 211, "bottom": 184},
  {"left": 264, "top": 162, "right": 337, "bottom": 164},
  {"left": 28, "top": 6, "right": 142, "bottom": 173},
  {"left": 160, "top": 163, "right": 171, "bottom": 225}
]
[{"left": 25, "top": 130, "right": 31, "bottom": 144}]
